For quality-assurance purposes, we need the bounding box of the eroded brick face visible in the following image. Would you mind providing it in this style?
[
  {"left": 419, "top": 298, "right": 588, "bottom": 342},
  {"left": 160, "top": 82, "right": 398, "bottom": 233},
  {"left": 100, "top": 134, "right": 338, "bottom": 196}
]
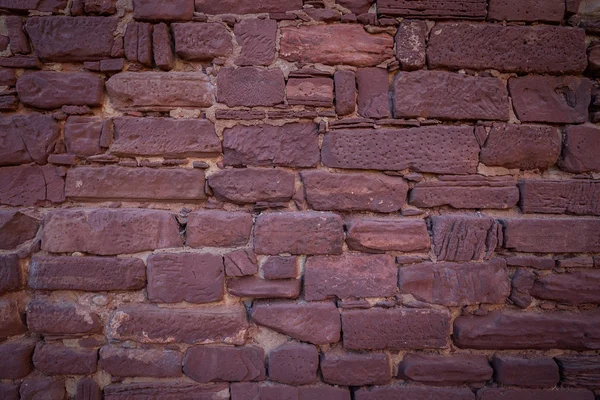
[{"left": 0, "top": 2, "right": 598, "bottom": 398}]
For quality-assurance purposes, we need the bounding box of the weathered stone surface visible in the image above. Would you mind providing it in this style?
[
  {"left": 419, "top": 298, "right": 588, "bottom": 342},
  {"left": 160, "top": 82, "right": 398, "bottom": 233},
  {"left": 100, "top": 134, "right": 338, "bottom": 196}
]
[
  {"left": 224, "top": 249, "right": 257, "bottom": 277},
  {"left": 519, "top": 180, "right": 600, "bottom": 215},
  {"left": 428, "top": 23, "right": 587, "bottom": 74},
  {"left": 334, "top": 70, "right": 356, "bottom": 116},
  {"left": 0, "top": 300, "right": 27, "bottom": 340},
  {"left": 0, "top": 383, "right": 18, "bottom": 400},
  {"left": 304, "top": 254, "right": 396, "bottom": 301},
  {"left": 488, "top": 0, "right": 565, "bottom": 21},
  {"left": 287, "top": 77, "right": 334, "bottom": 107},
  {"left": 228, "top": 277, "right": 300, "bottom": 299},
  {"left": 64, "top": 116, "right": 103, "bottom": 157},
  {"left": 269, "top": 343, "right": 318, "bottom": 385},
  {"left": 395, "top": 20, "right": 426, "bottom": 70},
  {"left": 454, "top": 310, "right": 600, "bottom": 350},
  {"left": 147, "top": 253, "right": 224, "bottom": 304},
  {"left": 555, "top": 356, "right": 600, "bottom": 389},
  {"left": 6, "top": 15, "right": 29, "bottom": 54},
  {"left": 26, "top": 300, "right": 102, "bottom": 336},
  {"left": 0, "top": 340, "right": 34, "bottom": 379},
  {"left": 431, "top": 215, "right": 502, "bottom": 262},
  {"left": 76, "top": 377, "right": 102, "bottom": 400},
  {"left": 251, "top": 301, "right": 341, "bottom": 345},
  {"left": 502, "top": 218, "right": 600, "bottom": 253},
  {"left": 106, "top": 72, "right": 214, "bottom": 110},
  {"left": 218, "top": 67, "right": 285, "bottom": 107},
  {"left": 42, "top": 208, "right": 183, "bottom": 255},
  {"left": 476, "top": 388, "right": 594, "bottom": 400},
  {"left": 254, "top": 212, "right": 343, "bottom": 255},
  {"left": 104, "top": 382, "right": 229, "bottom": 400},
  {"left": 20, "top": 379, "right": 66, "bottom": 400},
  {"left": 509, "top": 268, "right": 535, "bottom": 309},
  {"left": 345, "top": 218, "right": 430, "bottom": 253},
  {"left": 492, "top": 356, "right": 559, "bottom": 388},
  {"left": 509, "top": 76, "right": 591, "bottom": 124},
  {"left": 300, "top": 386, "right": 350, "bottom": 400},
  {"left": 321, "top": 352, "right": 390, "bottom": 386},
  {"left": 377, "top": 0, "right": 486, "bottom": 18},
  {"left": 65, "top": 167, "right": 205, "bottom": 201},
  {"left": 505, "top": 257, "right": 555, "bottom": 270},
  {"left": 356, "top": 385, "right": 474, "bottom": 400},
  {"left": 0, "top": 254, "right": 21, "bottom": 294},
  {"left": 263, "top": 257, "right": 298, "bottom": 280},
  {"left": 209, "top": 168, "right": 295, "bottom": 204},
  {"left": 33, "top": 343, "right": 97, "bottom": 375},
  {"left": 480, "top": 124, "right": 561, "bottom": 170},
  {"left": 280, "top": 25, "right": 394, "bottom": 67},
  {"left": 223, "top": 123, "right": 319, "bottom": 168},
  {"left": 137, "top": 22, "right": 153, "bottom": 66},
  {"left": 0, "top": 211, "right": 39, "bottom": 250},
  {"left": 530, "top": 270, "right": 600, "bottom": 305},
  {"left": 393, "top": 71, "right": 509, "bottom": 120},
  {"left": 108, "top": 304, "right": 248, "bottom": 344},
  {"left": 399, "top": 354, "right": 492, "bottom": 386},
  {"left": 356, "top": 68, "right": 389, "bottom": 118},
  {"left": 25, "top": 16, "right": 117, "bottom": 61},
  {"left": 399, "top": 259, "right": 510, "bottom": 306},
  {"left": 322, "top": 126, "right": 479, "bottom": 173},
  {"left": 133, "top": 0, "right": 194, "bottom": 20},
  {"left": 235, "top": 19, "right": 277, "bottom": 66},
  {"left": 184, "top": 346, "right": 265, "bottom": 383},
  {"left": 301, "top": 170, "right": 407, "bottom": 213},
  {"left": 0, "top": 113, "right": 60, "bottom": 165},
  {"left": 342, "top": 308, "right": 451, "bottom": 350},
  {"left": 17, "top": 71, "right": 104, "bottom": 109},
  {"left": 100, "top": 346, "right": 182, "bottom": 377},
  {"left": 172, "top": 23, "right": 232, "bottom": 61},
  {"left": 187, "top": 211, "right": 253, "bottom": 248},
  {"left": 0, "top": 68, "right": 16, "bottom": 86},
  {"left": 195, "top": 0, "right": 302, "bottom": 14},
  {"left": 557, "top": 257, "right": 595, "bottom": 268},
  {"left": 153, "top": 23, "right": 175, "bottom": 70},
  {"left": 29, "top": 255, "right": 145, "bottom": 291},
  {"left": 0, "top": 165, "right": 64, "bottom": 206},
  {"left": 560, "top": 125, "right": 600, "bottom": 173}
]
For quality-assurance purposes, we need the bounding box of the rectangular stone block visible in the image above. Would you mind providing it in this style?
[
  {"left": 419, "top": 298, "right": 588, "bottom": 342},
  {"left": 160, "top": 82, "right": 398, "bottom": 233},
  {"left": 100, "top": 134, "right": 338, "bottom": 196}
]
[
  {"left": 17, "top": 71, "right": 104, "bottom": 109},
  {"left": 0, "top": 113, "right": 60, "bottom": 166},
  {"left": 377, "top": 0, "right": 486, "bottom": 18},
  {"left": 560, "top": 125, "right": 600, "bottom": 173},
  {"left": 488, "top": 0, "right": 565, "bottom": 22},
  {"left": 476, "top": 388, "right": 594, "bottom": 400},
  {"left": 99, "top": 346, "right": 183, "bottom": 377},
  {"left": 133, "top": 0, "right": 194, "bottom": 21},
  {"left": 186, "top": 211, "right": 253, "bottom": 248},
  {"left": 399, "top": 354, "right": 492, "bottom": 386},
  {"left": 345, "top": 218, "right": 430, "bottom": 253},
  {"left": 530, "top": 270, "right": 600, "bottom": 305},
  {"left": 492, "top": 356, "right": 559, "bottom": 388},
  {"left": 217, "top": 67, "right": 285, "bottom": 107},
  {"left": 519, "top": 180, "right": 600, "bottom": 215},
  {"left": 321, "top": 353, "right": 390, "bottom": 386},
  {"left": 228, "top": 277, "right": 300, "bottom": 299},
  {"left": 104, "top": 383, "right": 229, "bottom": 400},
  {"left": 26, "top": 299, "right": 102, "bottom": 336},
  {"left": 33, "top": 343, "right": 97, "bottom": 375},
  {"left": 172, "top": 22, "right": 232, "bottom": 61},
  {"left": 195, "top": 0, "right": 302, "bottom": 14},
  {"left": 0, "top": 255, "right": 21, "bottom": 294},
  {"left": 287, "top": 77, "right": 334, "bottom": 107},
  {"left": 555, "top": 356, "right": 600, "bottom": 389},
  {"left": 208, "top": 168, "right": 295, "bottom": 204},
  {"left": 0, "top": 165, "right": 65, "bottom": 206}
]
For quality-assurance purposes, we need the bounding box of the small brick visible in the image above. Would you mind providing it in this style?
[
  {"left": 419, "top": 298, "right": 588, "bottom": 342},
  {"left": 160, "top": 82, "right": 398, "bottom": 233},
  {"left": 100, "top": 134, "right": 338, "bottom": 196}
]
[
  {"left": 377, "top": 0, "right": 486, "bottom": 18},
  {"left": 342, "top": 308, "right": 451, "bottom": 350},
  {"left": 26, "top": 300, "right": 102, "bottom": 337},
  {"left": 64, "top": 116, "right": 103, "bottom": 157},
  {"left": 172, "top": 22, "right": 232, "bottom": 61},
  {"left": 395, "top": 20, "right": 426, "bottom": 70},
  {"left": 321, "top": 352, "right": 390, "bottom": 386},
  {"left": 476, "top": 388, "right": 594, "bottom": 400},
  {"left": 0, "top": 254, "right": 21, "bottom": 294},
  {"left": 209, "top": 168, "right": 295, "bottom": 204},
  {"left": 195, "top": 0, "right": 302, "bottom": 14},
  {"left": 356, "top": 68, "right": 390, "bottom": 118},
  {"left": 5, "top": 16, "right": 29, "bottom": 54},
  {"left": 555, "top": 356, "right": 600, "bottom": 389},
  {"left": 235, "top": 18, "right": 277, "bottom": 66},
  {"left": 269, "top": 342, "right": 318, "bottom": 385},
  {"left": 187, "top": 211, "right": 253, "bottom": 248},
  {"left": 492, "top": 356, "right": 559, "bottom": 388},
  {"left": 218, "top": 67, "right": 285, "bottom": 107},
  {"left": 519, "top": 180, "right": 600, "bottom": 215},
  {"left": 399, "top": 354, "right": 492, "bottom": 386},
  {"left": 183, "top": 346, "right": 265, "bottom": 383},
  {"left": 76, "top": 378, "right": 101, "bottom": 400},
  {"left": 99, "top": 346, "right": 182, "bottom": 377},
  {"left": 17, "top": 71, "right": 104, "bottom": 109},
  {"left": 0, "top": 68, "right": 16, "bottom": 86},
  {"left": 104, "top": 382, "right": 229, "bottom": 400},
  {"left": 133, "top": 0, "right": 194, "bottom": 21},
  {"left": 431, "top": 215, "right": 501, "bottom": 262},
  {"left": 560, "top": 125, "right": 600, "bottom": 173},
  {"left": 136, "top": 22, "right": 153, "bottom": 66},
  {"left": 0, "top": 165, "right": 55, "bottom": 206},
  {"left": 228, "top": 277, "right": 300, "bottom": 299},
  {"left": 0, "top": 113, "right": 60, "bottom": 166},
  {"left": 334, "top": 70, "right": 356, "bottom": 116},
  {"left": 0, "top": 300, "right": 26, "bottom": 341},
  {"left": 153, "top": 23, "right": 175, "bottom": 70},
  {"left": 33, "top": 343, "right": 97, "bottom": 375},
  {"left": 505, "top": 256, "right": 555, "bottom": 270},
  {"left": 263, "top": 257, "right": 298, "bottom": 280},
  {"left": 488, "top": 0, "right": 565, "bottom": 22},
  {"left": 356, "top": 386, "right": 475, "bottom": 400},
  {"left": 224, "top": 249, "right": 258, "bottom": 277},
  {"left": 0, "top": 211, "right": 39, "bottom": 250},
  {"left": 287, "top": 77, "right": 334, "bottom": 107},
  {"left": 0, "top": 340, "right": 35, "bottom": 379},
  {"left": 345, "top": 218, "right": 430, "bottom": 253}
]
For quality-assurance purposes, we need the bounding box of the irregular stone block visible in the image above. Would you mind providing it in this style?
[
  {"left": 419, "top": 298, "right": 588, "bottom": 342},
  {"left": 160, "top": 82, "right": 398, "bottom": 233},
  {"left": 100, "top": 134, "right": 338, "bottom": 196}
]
[
  {"left": 0, "top": 211, "right": 39, "bottom": 250},
  {"left": 431, "top": 215, "right": 502, "bottom": 261},
  {"left": 64, "top": 116, "right": 103, "bottom": 157},
  {"left": 0, "top": 165, "right": 65, "bottom": 206},
  {"left": 0, "top": 113, "right": 60, "bottom": 165},
  {"left": 555, "top": 356, "right": 600, "bottom": 389},
  {"left": 0, "top": 254, "right": 21, "bottom": 294},
  {"left": 560, "top": 125, "right": 600, "bottom": 173},
  {"left": 0, "top": 340, "right": 34, "bottom": 379},
  {"left": 356, "top": 68, "right": 390, "bottom": 118},
  {"left": 235, "top": 18, "right": 277, "bottom": 66},
  {"left": 224, "top": 249, "right": 258, "bottom": 277},
  {"left": 172, "top": 22, "right": 232, "bottom": 61},
  {"left": 395, "top": 20, "right": 427, "bottom": 70}
]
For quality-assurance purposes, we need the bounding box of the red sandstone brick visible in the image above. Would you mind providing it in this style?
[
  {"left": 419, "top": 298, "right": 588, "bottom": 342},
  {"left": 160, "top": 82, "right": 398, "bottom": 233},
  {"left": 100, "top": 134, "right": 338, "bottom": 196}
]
[
  {"left": 183, "top": 345, "right": 265, "bottom": 383},
  {"left": 26, "top": 299, "right": 102, "bottom": 337},
  {"left": 0, "top": 113, "right": 60, "bottom": 166},
  {"left": 64, "top": 116, "right": 103, "bottom": 157},
  {"left": 345, "top": 218, "right": 430, "bottom": 253},
  {"left": 187, "top": 211, "right": 253, "bottom": 248},
  {"left": 321, "top": 352, "right": 390, "bottom": 386},
  {"left": 377, "top": 0, "right": 486, "bottom": 18},
  {"left": 235, "top": 18, "right": 277, "bottom": 66},
  {"left": 0, "top": 300, "right": 27, "bottom": 341},
  {"left": 519, "top": 179, "right": 600, "bottom": 215},
  {"left": 334, "top": 70, "right": 356, "bottom": 116},
  {"left": 20, "top": 379, "right": 66, "bottom": 400},
  {"left": 104, "top": 382, "right": 229, "bottom": 400},
  {"left": 399, "top": 354, "right": 492, "bottom": 386},
  {"left": 555, "top": 356, "right": 600, "bottom": 389},
  {"left": 0, "top": 340, "right": 34, "bottom": 379},
  {"left": 476, "top": 388, "right": 594, "bottom": 400},
  {"left": 287, "top": 77, "right": 334, "bottom": 107},
  {"left": 195, "top": 0, "right": 302, "bottom": 14},
  {"left": 356, "top": 385, "right": 475, "bottom": 400},
  {"left": 560, "top": 125, "right": 600, "bottom": 173},
  {"left": 209, "top": 168, "right": 295, "bottom": 204},
  {"left": 218, "top": 67, "right": 285, "bottom": 107},
  {"left": 228, "top": 277, "right": 300, "bottom": 299},
  {"left": 33, "top": 342, "right": 97, "bottom": 375},
  {"left": 133, "top": 0, "right": 194, "bottom": 21},
  {"left": 395, "top": 20, "right": 426, "bottom": 71},
  {"left": 491, "top": 356, "right": 559, "bottom": 388},
  {"left": 488, "top": 0, "right": 565, "bottom": 22},
  {"left": 268, "top": 343, "right": 318, "bottom": 385},
  {"left": 100, "top": 346, "right": 182, "bottom": 377},
  {"left": 0, "top": 211, "right": 39, "bottom": 250},
  {"left": 17, "top": 71, "right": 104, "bottom": 109},
  {"left": 0, "top": 254, "right": 21, "bottom": 294},
  {"left": 172, "top": 23, "right": 232, "bottom": 61}
]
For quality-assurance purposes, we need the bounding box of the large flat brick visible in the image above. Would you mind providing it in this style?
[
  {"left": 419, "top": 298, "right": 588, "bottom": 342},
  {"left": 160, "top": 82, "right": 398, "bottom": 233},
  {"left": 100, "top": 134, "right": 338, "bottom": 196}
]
[
  {"left": 342, "top": 308, "right": 451, "bottom": 350},
  {"left": 217, "top": 67, "right": 285, "bottom": 107},
  {"left": 208, "top": 168, "right": 295, "bottom": 204},
  {"left": 26, "top": 299, "right": 102, "bottom": 336},
  {"left": 186, "top": 211, "right": 253, "bottom": 248},
  {"left": 356, "top": 385, "right": 475, "bottom": 400},
  {"left": 254, "top": 212, "right": 344, "bottom": 255},
  {"left": 133, "top": 0, "right": 194, "bottom": 21},
  {"left": 399, "top": 259, "right": 510, "bottom": 306},
  {"left": 428, "top": 23, "right": 587, "bottom": 74},
  {"left": 25, "top": 16, "right": 117, "bottom": 61},
  {"left": 393, "top": 71, "right": 509, "bottom": 120},
  {"left": 502, "top": 218, "right": 600, "bottom": 253},
  {"left": 17, "top": 71, "right": 104, "bottom": 109},
  {"left": 172, "top": 23, "right": 232, "bottom": 61},
  {"left": 29, "top": 255, "right": 145, "bottom": 291},
  {"left": 111, "top": 117, "right": 221, "bottom": 157},
  {"left": 492, "top": 356, "right": 559, "bottom": 388},
  {"left": 555, "top": 356, "right": 600, "bottom": 389},
  {"left": 322, "top": 126, "right": 479, "bottom": 174},
  {"left": 99, "top": 346, "right": 183, "bottom": 377},
  {"left": 42, "top": 208, "right": 183, "bottom": 255},
  {"left": 377, "top": 0, "right": 486, "bottom": 18},
  {"left": 454, "top": 310, "right": 600, "bottom": 350},
  {"left": 228, "top": 277, "right": 300, "bottom": 299},
  {"left": 519, "top": 180, "right": 600, "bottom": 215},
  {"left": 321, "top": 353, "right": 391, "bottom": 386},
  {"left": 305, "top": 254, "right": 397, "bottom": 301},
  {"left": 476, "top": 388, "right": 594, "bottom": 400},
  {"left": 0, "top": 113, "right": 60, "bottom": 166},
  {"left": 398, "top": 354, "right": 493, "bottom": 386},
  {"left": 280, "top": 25, "right": 394, "bottom": 67},
  {"left": 183, "top": 346, "right": 265, "bottom": 383},
  {"left": 104, "top": 382, "right": 229, "bottom": 400},
  {"left": 530, "top": 270, "right": 600, "bottom": 305},
  {"left": 108, "top": 304, "right": 248, "bottom": 344},
  {"left": 195, "top": 0, "right": 302, "bottom": 14},
  {"left": 33, "top": 343, "right": 97, "bottom": 375},
  {"left": 560, "top": 125, "right": 600, "bottom": 173},
  {"left": 345, "top": 218, "right": 430, "bottom": 253},
  {"left": 65, "top": 167, "right": 206, "bottom": 201},
  {"left": 488, "top": 0, "right": 565, "bottom": 22}
]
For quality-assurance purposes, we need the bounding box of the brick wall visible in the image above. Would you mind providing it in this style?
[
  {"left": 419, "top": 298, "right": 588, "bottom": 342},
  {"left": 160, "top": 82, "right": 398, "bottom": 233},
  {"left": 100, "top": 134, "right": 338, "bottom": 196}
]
[{"left": 0, "top": 0, "right": 599, "bottom": 399}]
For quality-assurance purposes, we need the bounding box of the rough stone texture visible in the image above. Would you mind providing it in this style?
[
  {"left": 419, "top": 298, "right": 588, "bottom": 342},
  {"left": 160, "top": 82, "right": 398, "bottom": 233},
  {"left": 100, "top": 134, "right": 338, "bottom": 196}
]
[
  {"left": 287, "top": 77, "right": 334, "bottom": 107},
  {"left": 530, "top": 270, "right": 600, "bottom": 305},
  {"left": 377, "top": 0, "right": 486, "bottom": 18},
  {"left": 29, "top": 255, "right": 145, "bottom": 291},
  {"left": 0, "top": 211, "right": 39, "bottom": 250},
  {"left": 25, "top": 16, "right": 118, "bottom": 61},
  {"left": 26, "top": 300, "right": 102, "bottom": 336},
  {"left": 476, "top": 388, "right": 594, "bottom": 400},
  {"left": 0, "top": 165, "right": 64, "bottom": 206},
  {"left": 356, "top": 68, "right": 390, "bottom": 118},
  {"left": 393, "top": 71, "right": 509, "bottom": 121},
  {"left": 399, "top": 259, "right": 510, "bottom": 306},
  {"left": 133, "top": 0, "right": 194, "bottom": 21},
  {"left": 153, "top": 23, "right": 175, "bottom": 70},
  {"left": 263, "top": 257, "right": 298, "bottom": 280},
  {"left": 228, "top": 277, "right": 300, "bottom": 299},
  {"left": 505, "top": 256, "right": 556, "bottom": 270},
  {"left": 42, "top": 208, "right": 183, "bottom": 255},
  {"left": 519, "top": 180, "right": 600, "bottom": 215},
  {"left": 217, "top": 67, "right": 285, "bottom": 107},
  {"left": 502, "top": 218, "right": 600, "bottom": 253},
  {"left": 172, "top": 23, "right": 232, "bottom": 61},
  {"left": 342, "top": 308, "right": 451, "bottom": 350},
  {"left": 251, "top": 301, "right": 341, "bottom": 345},
  {"left": 336, "top": 0, "right": 372, "bottom": 14},
  {"left": 254, "top": 212, "right": 343, "bottom": 255},
  {"left": 107, "top": 304, "right": 248, "bottom": 344},
  {"left": 431, "top": 215, "right": 502, "bottom": 262},
  {"left": 106, "top": 72, "right": 215, "bottom": 110},
  {"left": 555, "top": 356, "right": 600, "bottom": 389},
  {"left": 509, "top": 76, "right": 592, "bottom": 124},
  {"left": 480, "top": 124, "right": 561, "bottom": 170},
  {"left": 398, "top": 354, "right": 493, "bottom": 386},
  {"left": 187, "top": 211, "right": 253, "bottom": 248},
  {"left": 235, "top": 19, "right": 278, "bottom": 66},
  {"left": 64, "top": 116, "right": 103, "bottom": 157},
  {"left": 280, "top": 25, "right": 394, "bottom": 67},
  {"left": 357, "top": 385, "right": 474, "bottom": 400},
  {"left": 454, "top": 310, "right": 600, "bottom": 350},
  {"left": 395, "top": 20, "right": 426, "bottom": 70},
  {"left": 301, "top": 170, "right": 408, "bottom": 212},
  {"left": 112, "top": 117, "right": 221, "bottom": 157},
  {"left": 17, "top": 71, "right": 104, "bottom": 109},
  {"left": 322, "top": 126, "right": 479, "bottom": 173},
  {"left": 147, "top": 253, "right": 224, "bottom": 303},
  {"left": 492, "top": 356, "right": 559, "bottom": 388},
  {"left": 183, "top": 346, "right": 265, "bottom": 383},
  {"left": 224, "top": 249, "right": 258, "bottom": 277},
  {"left": 20, "top": 379, "right": 66, "bottom": 400},
  {"left": 428, "top": 23, "right": 587, "bottom": 74},
  {"left": 345, "top": 218, "right": 430, "bottom": 253},
  {"left": 33, "top": 343, "right": 97, "bottom": 375},
  {"left": 0, "top": 300, "right": 27, "bottom": 340},
  {"left": 5, "top": 16, "right": 29, "bottom": 54},
  {"left": 209, "top": 168, "right": 295, "bottom": 204},
  {"left": 0, "top": 254, "right": 21, "bottom": 294},
  {"left": 488, "top": 0, "right": 565, "bottom": 21},
  {"left": 104, "top": 382, "right": 229, "bottom": 400},
  {"left": 268, "top": 343, "right": 318, "bottom": 385},
  {"left": 0, "top": 383, "right": 20, "bottom": 400},
  {"left": 223, "top": 123, "right": 319, "bottom": 167},
  {"left": 560, "top": 125, "right": 600, "bottom": 173},
  {"left": 0, "top": 113, "right": 60, "bottom": 166},
  {"left": 76, "top": 377, "right": 102, "bottom": 400},
  {"left": 195, "top": 0, "right": 302, "bottom": 14},
  {"left": 0, "top": 340, "right": 35, "bottom": 378},
  {"left": 321, "top": 353, "right": 390, "bottom": 386},
  {"left": 100, "top": 346, "right": 182, "bottom": 377}
]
